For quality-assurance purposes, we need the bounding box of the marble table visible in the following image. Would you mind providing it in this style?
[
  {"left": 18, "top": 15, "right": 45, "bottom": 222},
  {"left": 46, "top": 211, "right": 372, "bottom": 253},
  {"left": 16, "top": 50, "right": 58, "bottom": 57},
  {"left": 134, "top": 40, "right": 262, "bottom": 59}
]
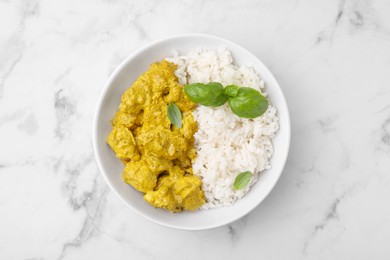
[{"left": 1, "top": 0, "right": 390, "bottom": 259}]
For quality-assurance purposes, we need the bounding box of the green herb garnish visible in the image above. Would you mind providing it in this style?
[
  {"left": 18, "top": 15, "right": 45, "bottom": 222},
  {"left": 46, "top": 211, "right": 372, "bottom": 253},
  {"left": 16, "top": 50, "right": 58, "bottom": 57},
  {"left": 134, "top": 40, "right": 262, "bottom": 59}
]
[
  {"left": 228, "top": 87, "right": 269, "bottom": 118},
  {"left": 184, "top": 83, "right": 268, "bottom": 119},
  {"left": 233, "top": 171, "right": 252, "bottom": 190},
  {"left": 167, "top": 103, "right": 182, "bottom": 128},
  {"left": 184, "top": 82, "right": 229, "bottom": 107},
  {"left": 224, "top": 84, "right": 239, "bottom": 98}
]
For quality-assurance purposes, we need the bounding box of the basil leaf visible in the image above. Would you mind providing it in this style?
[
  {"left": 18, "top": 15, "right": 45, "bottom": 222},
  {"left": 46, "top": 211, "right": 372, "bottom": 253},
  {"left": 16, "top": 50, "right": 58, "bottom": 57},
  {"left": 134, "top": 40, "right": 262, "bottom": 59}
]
[
  {"left": 167, "top": 103, "right": 182, "bottom": 128},
  {"left": 184, "top": 82, "right": 228, "bottom": 107},
  {"left": 224, "top": 85, "right": 239, "bottom": 97},
  {"left": 228, "top": 87, "right": 269, "bottom": 118},
  {"left": 233, "top": 171, "right": 252, "bottom": 190}
]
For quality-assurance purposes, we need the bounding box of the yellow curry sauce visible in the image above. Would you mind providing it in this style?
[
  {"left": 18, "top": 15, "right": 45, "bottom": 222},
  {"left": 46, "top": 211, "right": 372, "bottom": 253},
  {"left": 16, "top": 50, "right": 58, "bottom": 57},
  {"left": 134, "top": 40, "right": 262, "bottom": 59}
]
[{"left": 107, "top": 61, "right": 205, "bottom": 212}]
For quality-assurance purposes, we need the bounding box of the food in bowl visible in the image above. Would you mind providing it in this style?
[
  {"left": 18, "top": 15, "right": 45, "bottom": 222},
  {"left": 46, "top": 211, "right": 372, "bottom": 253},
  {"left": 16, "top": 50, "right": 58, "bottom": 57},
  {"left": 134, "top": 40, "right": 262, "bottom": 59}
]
[
  {"left": 107, "top": 61, "right": 205, "bottom": 212},
  {"left": 107, "top": 48, "right": 279, "bottom": 212}
]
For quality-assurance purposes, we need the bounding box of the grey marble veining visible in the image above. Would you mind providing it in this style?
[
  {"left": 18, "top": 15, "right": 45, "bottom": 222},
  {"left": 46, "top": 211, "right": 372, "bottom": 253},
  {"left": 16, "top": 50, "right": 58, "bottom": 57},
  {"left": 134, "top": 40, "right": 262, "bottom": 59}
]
[{"left": 1, "top": 0, "right": 390, "bottom": 259}]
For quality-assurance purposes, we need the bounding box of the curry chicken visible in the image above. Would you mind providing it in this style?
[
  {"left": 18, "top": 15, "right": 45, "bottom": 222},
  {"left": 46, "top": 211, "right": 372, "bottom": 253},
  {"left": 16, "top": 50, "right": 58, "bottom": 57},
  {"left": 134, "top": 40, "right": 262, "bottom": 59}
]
[{"left": 107, "top": 61, "right": 205, "bottom": 212}]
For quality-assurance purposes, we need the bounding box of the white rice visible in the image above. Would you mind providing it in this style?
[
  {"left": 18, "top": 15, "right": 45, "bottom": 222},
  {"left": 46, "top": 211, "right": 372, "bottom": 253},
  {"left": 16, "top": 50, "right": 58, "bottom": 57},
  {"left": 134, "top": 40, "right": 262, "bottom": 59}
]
[{"left": 167, "top": 49, "right": 279, "bottom": 209}]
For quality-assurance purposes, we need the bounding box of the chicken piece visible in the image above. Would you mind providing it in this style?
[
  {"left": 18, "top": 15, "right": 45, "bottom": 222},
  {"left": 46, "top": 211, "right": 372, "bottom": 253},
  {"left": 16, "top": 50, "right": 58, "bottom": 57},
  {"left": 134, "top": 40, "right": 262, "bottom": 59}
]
[
  {"left": 179, "top": 112, "right": 198, "bottom": 139},
  {"left": 144, "top": 166, "right": 205, "bottom": 212},
  {"left": 168, "top": 165, "right": 185, "bottom": 179},
  {"left": 111, "top": 111, "right": 137, "bottom": 129},
  {"left": 107, "top": 126, "right": 140, "bottom": 161},
  {"left": 134, "top": 110, "right": 144, "bottom": 127},
  {"left": 119, "top": 61, "right": 179, "bottom": 115},
  {"left": 141, "top": 100, "right": 171, "bottom": 130},
  {"left": 122, "top": 160, "right": 157, "bottom": 193},
  {"left": 162, "top": 81, "right": 196, "bottom": 112},
  {"left": 144, "top": 156, "right": 172, "bottom": 173},
  {"left": 173, "top": 175, "right": 205, "bottom": 211},
  {"left": 144, "top": 176, "right": 180, "bottom": 212},
  {"left": 119, "top": 79, "right": 149, "bottom": 115},
  {"left": 149, "top": 62, "right": 180, "bottom": 96},
  {"left": 136, "top": 125, "right": 189, "bottom": 160},
  {"left": 162, "top": 82, "right": 182, "bottom": 103}
]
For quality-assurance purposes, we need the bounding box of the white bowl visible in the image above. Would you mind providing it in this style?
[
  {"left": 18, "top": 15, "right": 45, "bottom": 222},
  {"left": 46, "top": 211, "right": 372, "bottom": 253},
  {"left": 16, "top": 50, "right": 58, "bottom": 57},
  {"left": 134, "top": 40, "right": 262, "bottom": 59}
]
[{"left": 93, "top": 34, "right": 290, "bottom": 230}]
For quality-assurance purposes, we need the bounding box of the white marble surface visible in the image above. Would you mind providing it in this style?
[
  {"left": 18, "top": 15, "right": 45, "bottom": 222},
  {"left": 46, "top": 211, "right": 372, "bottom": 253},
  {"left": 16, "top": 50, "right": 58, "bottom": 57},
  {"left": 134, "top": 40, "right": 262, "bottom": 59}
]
[{"left": 1, "top": 0, "right": 390, "bottom": 259}]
